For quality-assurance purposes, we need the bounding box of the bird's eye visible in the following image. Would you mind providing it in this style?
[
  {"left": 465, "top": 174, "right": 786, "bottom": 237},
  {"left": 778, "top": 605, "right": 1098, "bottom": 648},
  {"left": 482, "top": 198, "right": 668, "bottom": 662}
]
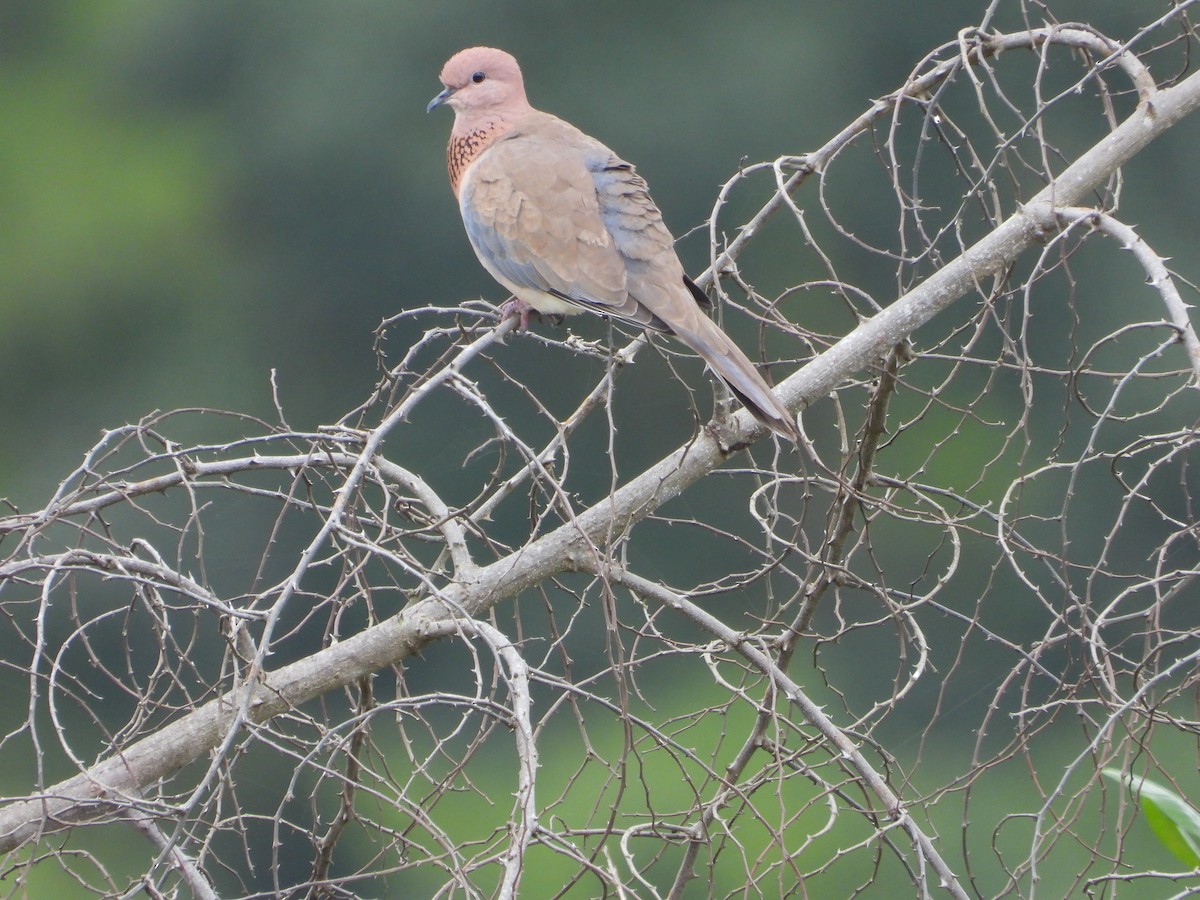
[{"left": 471, "top": 71, "right": 485, "bottom": 84}]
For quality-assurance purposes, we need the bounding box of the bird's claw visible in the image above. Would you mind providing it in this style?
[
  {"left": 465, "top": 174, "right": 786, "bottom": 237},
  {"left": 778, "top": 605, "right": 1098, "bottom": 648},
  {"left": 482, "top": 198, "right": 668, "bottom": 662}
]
[
  {"left": 498, "top": 297, "right": 564, "bottom": 331},
  {"left": 499, "top": 297, "right": 535, "bottom": 331}
]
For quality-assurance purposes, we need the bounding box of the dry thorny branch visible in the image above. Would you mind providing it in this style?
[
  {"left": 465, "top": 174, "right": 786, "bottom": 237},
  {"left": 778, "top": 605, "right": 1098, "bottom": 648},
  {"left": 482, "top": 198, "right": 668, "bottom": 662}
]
[{"left": 3, "top": 11, "right": 1200, "bottom": 899}]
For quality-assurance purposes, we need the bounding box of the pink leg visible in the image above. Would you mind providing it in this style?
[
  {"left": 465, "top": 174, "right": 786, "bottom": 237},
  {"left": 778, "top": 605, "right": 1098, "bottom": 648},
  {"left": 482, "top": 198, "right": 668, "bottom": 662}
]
[{"left": 499, "top": 296, "right": 535, "bottom": 331}]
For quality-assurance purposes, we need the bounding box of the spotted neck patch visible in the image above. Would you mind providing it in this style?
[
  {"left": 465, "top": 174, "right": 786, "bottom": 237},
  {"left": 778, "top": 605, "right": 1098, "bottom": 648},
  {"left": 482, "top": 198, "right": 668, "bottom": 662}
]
[{"left": 449, "top": 120, "right": 506, "bottom": 194}]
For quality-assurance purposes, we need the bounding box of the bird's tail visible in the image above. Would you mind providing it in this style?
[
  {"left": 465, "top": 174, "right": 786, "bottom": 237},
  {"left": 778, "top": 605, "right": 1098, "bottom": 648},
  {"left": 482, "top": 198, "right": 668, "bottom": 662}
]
[{"left": 674, "top": 314, "right": 800, "bottom": 443}]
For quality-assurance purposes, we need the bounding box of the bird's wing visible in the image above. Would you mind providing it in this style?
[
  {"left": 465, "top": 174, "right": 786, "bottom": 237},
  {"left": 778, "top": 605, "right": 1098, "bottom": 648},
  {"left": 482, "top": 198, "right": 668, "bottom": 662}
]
[
  {"left": 460, "top": 114, "right": 798, "bottom": 440},
  {"left": 460, "top": 113, "right": 689, "bottom": 330}
]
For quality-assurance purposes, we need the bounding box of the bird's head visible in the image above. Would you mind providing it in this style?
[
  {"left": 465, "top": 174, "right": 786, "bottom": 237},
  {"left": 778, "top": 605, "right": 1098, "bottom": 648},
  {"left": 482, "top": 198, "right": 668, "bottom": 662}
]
[{"left": 427, "top": 47, "right": 530, "bottom": 118}]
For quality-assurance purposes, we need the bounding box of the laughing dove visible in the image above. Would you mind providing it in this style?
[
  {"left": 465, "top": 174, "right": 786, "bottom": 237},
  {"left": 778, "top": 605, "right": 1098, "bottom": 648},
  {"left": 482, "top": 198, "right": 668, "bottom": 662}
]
[{"left": 428, "top": 47, "right": 800, "bottom": 442}]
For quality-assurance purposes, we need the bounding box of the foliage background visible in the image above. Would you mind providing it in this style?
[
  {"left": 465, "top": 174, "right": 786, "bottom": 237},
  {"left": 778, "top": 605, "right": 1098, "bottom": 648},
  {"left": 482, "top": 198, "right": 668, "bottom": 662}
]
[
  {"left": 2, "top": 1, "right": 1199, "bottom": 896},
  {"left": 15, "top": 0, "right": 1179, "bottom": 507}
]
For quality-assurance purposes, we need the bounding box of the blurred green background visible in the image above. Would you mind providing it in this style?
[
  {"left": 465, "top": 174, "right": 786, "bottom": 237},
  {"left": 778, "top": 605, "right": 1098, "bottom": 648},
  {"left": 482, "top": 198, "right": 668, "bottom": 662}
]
[
  {"left": 2, "top": 1, "right": 1195, "bottom": 507},
  {"left": 3, "top": 2, "right": 1200, "bottom": 896}
]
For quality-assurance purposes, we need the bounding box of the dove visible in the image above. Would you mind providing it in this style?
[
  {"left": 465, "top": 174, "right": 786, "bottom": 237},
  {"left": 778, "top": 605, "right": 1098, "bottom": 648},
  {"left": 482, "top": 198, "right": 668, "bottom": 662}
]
[{"left": 428, "top": 47, "right": 799, "bottom": 441}]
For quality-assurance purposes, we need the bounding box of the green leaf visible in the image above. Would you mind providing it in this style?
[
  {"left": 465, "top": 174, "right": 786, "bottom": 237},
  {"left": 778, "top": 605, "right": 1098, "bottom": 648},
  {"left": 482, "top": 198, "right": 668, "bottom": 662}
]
[{"left": 1103, "top": 768, "right": 1200, "bottom": 868}]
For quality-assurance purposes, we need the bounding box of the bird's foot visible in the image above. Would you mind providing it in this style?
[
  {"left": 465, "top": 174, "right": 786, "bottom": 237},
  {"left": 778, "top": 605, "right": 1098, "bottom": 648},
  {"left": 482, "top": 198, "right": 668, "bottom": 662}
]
[
  {"left": 498, "top": 297, "right": 564, "bottom": 331},
  {"left": 499, "top": 296, "right": 535, "bottom": 330}
]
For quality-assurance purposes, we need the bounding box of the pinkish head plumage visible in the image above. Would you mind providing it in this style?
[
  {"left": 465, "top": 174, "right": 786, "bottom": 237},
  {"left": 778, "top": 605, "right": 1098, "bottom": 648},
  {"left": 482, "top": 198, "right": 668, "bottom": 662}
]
[{"left": 427, "top": 47, "right": 531, "bottom": 118}]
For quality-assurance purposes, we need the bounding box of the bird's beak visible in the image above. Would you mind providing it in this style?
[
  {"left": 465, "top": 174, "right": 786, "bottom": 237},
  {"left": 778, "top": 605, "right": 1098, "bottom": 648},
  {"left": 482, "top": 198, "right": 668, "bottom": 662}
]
[{"left": 426, "top": 86, "right": 454, "bottom": 113}]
